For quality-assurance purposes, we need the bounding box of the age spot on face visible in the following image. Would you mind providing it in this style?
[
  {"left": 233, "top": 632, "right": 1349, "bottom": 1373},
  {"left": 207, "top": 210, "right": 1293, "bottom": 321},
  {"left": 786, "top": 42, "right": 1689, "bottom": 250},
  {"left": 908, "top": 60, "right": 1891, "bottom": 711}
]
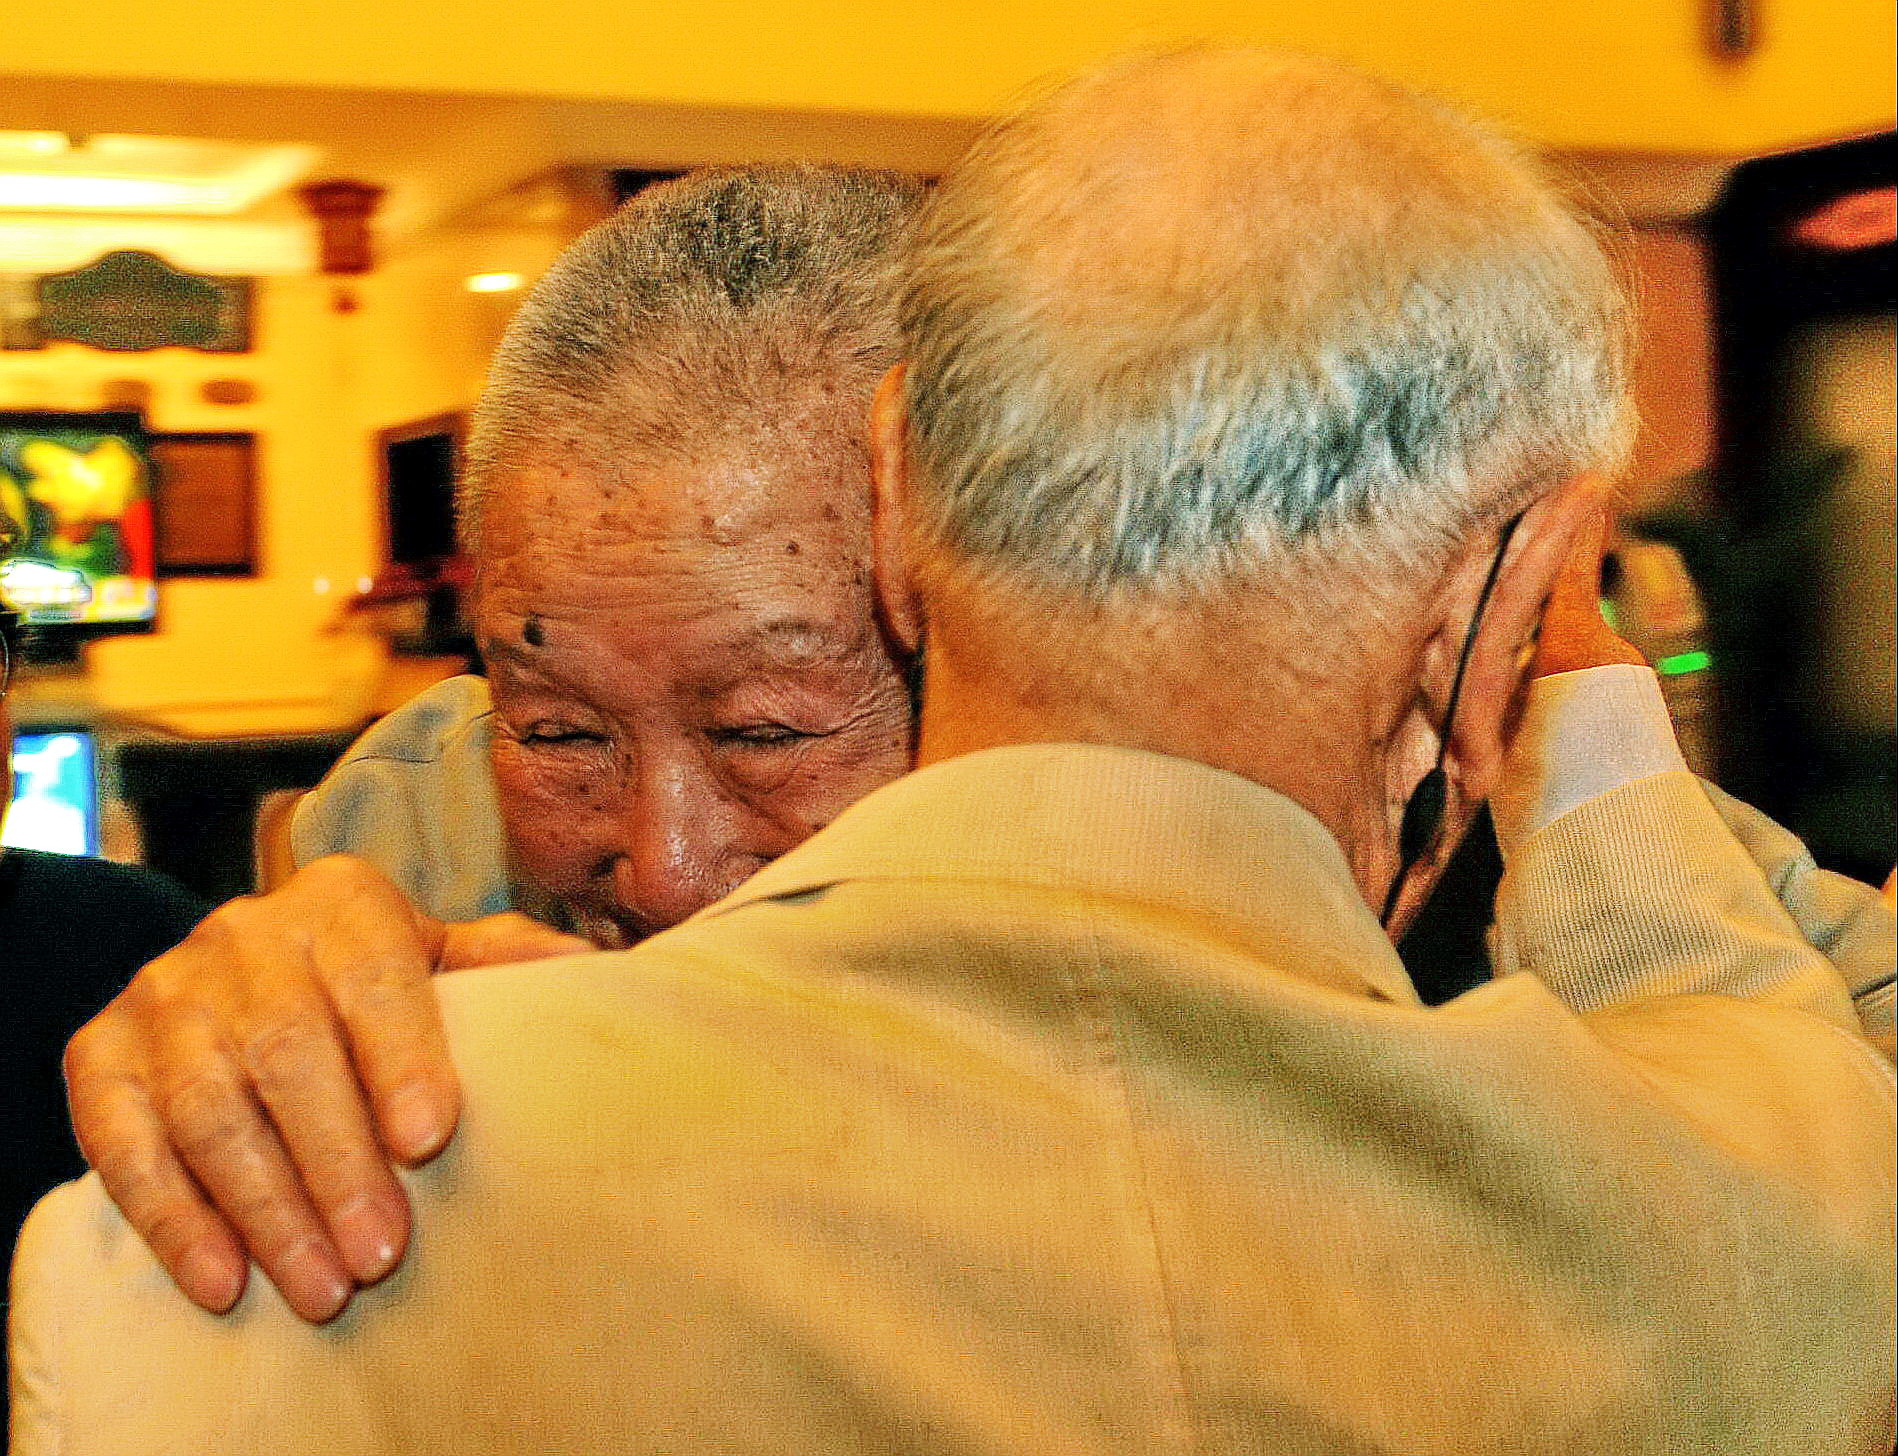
[
  {"left": 786, "top": 540, "right": 802, "bottom": 556},
  {"left": 523, "top": 617, "right": 547, "bottom": 648}
]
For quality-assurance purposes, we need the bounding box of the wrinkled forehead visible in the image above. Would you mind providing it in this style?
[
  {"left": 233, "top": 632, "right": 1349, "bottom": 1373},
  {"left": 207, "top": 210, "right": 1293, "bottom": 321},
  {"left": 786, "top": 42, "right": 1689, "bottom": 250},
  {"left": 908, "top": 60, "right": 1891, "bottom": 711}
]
[
  {"left": 471, "top": 454, "right": 878, "bottom": 658},
  {"left": 480, "top": 450, "right": 867, "bottom": 555}
]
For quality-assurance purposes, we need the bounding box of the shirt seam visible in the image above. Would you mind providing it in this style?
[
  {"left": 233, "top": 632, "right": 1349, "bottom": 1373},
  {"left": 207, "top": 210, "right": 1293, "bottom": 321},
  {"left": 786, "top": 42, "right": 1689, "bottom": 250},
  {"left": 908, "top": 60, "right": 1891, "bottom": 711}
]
[
  {"left": 1816, "top": 1004, "right": 1898, "bottom": 1094},
  {"left": 1069, "top": 921, "right": 1202, "bottom": 1455},
  {"left": 1499, "top": 765, "right": 1689, "bottom": 859},
  {"left": 329, "top": 707, "right": 496, "bottom": 770},
  {"left": 704, "top": 872, "right": 1413, "bottom": 1008}
]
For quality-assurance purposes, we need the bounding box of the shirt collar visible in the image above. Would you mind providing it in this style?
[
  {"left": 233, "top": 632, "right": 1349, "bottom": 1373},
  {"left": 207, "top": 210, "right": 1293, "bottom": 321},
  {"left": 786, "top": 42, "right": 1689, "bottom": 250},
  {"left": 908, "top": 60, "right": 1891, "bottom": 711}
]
[{"left": 709, "top": 742, "right": 1419, "bottom": 1007}]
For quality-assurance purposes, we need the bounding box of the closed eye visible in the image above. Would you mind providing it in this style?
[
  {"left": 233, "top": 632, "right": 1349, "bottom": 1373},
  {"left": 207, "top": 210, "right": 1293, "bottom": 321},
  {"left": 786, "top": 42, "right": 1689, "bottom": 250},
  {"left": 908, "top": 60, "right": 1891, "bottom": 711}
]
[
  {"left": 522, "top": 725, "right": 607, "bottom": 746},
  {"left": 712, "top": 724, "right": 820, "bottom": 748}
]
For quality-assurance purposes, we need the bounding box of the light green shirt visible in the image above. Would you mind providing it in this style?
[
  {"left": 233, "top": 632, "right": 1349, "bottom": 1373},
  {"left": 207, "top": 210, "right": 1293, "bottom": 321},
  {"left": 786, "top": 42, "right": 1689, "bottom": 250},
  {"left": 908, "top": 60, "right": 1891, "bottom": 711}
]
[{"left": 289, "top": 675, "right": 514, "bottom": 924}]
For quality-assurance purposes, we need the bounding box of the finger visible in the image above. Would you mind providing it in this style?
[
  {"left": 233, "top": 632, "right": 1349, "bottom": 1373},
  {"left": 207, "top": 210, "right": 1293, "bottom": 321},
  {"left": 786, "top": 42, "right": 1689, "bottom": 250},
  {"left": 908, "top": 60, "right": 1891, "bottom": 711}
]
[
  {"left": 195, "top": 875, "right": 416, "bottom": 1280},
  {"left": 311, "top": 899, "right": 462, "bottom": 1166},
  {"left": 440, "top": 913, "right": 591, "bottom": 970},
  {"left": 237, "top": 996, "right": 411, "bottom": 1287},
  {"left": 1532, "top": 502, "right": 1642, "bottom": 678},
  {"left": 66, "top": 1034, "right": 248, "bottom": 1315},
  {"left": 1532, "top": 507, "right": 1603, "bottom": 674},
  {"left": 1550, "top": 503, "right": 1609, "bottom": 619},
  {"left": 151, "top": 1037, "right": 353, "bottom": 1323}
]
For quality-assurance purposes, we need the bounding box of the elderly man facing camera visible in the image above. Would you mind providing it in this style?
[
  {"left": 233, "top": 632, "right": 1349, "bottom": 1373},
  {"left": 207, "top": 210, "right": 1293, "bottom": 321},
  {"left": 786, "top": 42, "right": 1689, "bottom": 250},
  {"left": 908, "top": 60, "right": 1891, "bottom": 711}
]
[
  {"left": 60, "top": 167, "right": 928, "bottom": 1321},
  {"left": 17, "top": 51, "right": 1893, "bottom": 1455},
  {"left": 60, "top": 163, "right": 1898, "bottom": 1334}
]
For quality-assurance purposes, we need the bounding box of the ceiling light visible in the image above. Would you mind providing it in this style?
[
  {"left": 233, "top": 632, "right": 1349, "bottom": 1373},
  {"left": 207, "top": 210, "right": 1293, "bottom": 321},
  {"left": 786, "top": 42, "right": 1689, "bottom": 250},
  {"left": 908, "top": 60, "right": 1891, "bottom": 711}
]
[
  {"left": 466, "top": 272, "right": 525, "bottom": 293},
  {"left": 0, "top": 216, "right": 316, "bottom": 274},
  {"left": 0, "top": 175, "right": 241, "bottom": 211},
  {"left": 0, "top": 132, "right": 74, "bottom": 161},
  {"left": 0, "top": 134, "right": 319, "bottom": 216}
]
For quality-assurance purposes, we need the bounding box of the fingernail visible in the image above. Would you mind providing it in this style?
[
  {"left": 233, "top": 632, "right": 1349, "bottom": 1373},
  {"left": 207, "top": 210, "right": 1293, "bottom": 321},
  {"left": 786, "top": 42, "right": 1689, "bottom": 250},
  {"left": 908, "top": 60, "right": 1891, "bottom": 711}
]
[
  {"left": 181, "top": 1246, "right": 245, "bottom": 1313},
  {"left": 280, "top": 1241, "right": 351, "bottom": 1322},
  {"left": 384, "top": 1085, "right": 445, "bottom": 1160},
  {"left": 333, "top": 1196, "right": 401, "bottom": 1284}
]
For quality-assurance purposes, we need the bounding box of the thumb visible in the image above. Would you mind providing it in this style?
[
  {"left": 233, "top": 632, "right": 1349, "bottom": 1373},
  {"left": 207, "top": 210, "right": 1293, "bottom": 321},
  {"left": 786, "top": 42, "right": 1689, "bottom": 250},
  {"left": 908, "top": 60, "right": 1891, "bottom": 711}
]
[
  {"left": 1553, "top": 503, "right": 1610, "bottom": 614},
  {"left": 1533, "top": 504, "right": 1645, "bottom": 678},
  {"left": 439, "top": 913, "right": 592, "bottom": 971}
]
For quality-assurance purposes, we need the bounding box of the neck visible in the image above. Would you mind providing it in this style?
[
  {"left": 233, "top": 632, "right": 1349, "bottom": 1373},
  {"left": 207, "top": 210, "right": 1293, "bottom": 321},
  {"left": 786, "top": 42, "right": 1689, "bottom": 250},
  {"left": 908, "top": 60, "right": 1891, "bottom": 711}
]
[{"left": 912, "top": 586, "right": 1408, "bottom": 906}]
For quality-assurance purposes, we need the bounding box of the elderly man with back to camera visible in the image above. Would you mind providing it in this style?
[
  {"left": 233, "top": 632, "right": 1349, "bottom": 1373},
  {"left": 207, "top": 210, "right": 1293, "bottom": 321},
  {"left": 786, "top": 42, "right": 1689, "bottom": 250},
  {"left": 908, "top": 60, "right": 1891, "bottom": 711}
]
[
  {"left": 56, "top": 152, "right": 1896, "bottom": 1333},
  {"left": 13, "top": 49, "right": 1894, "bottom": 1453}
]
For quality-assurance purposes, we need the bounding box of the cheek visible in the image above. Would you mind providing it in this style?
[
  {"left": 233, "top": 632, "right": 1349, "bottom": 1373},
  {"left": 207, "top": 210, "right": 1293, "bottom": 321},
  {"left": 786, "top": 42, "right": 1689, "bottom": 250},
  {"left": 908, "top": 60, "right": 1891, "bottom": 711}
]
[{"left": 490, "top": 741, "right": 622, "bottom": 888}]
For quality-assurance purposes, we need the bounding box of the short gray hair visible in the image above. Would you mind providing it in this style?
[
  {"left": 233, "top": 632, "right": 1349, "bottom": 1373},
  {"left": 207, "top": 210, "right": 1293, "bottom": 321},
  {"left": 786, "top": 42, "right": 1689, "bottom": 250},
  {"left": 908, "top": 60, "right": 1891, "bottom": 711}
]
[
  {"left": 901, "top": 49, "right": 1633, "bottom": 599},
  {"left": 462, "top": 165, "right": 923, "bottom": 549}
]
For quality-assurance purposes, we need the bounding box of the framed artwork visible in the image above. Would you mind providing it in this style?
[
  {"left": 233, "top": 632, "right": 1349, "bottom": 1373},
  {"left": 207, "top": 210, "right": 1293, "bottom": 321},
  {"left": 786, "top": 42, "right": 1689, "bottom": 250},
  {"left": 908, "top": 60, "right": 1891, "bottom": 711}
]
[{"left": 150, "top": 431, "right": 260, "bottom": 577}]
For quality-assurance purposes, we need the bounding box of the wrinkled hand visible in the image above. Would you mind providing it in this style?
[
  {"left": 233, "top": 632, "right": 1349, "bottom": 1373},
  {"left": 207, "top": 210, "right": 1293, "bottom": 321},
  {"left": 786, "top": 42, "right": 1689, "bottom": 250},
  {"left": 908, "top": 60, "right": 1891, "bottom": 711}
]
[
  {"left": 64, "top": 855, "right": 587, "bottom": 1322},
  {"left": 1532, "top": 502, "right": 1648, "bottom": 680}
]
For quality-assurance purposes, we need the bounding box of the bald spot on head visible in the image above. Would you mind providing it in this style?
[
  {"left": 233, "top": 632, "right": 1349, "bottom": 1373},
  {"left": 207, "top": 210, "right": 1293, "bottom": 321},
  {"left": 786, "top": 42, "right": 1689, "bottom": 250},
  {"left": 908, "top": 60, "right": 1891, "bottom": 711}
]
[
  {"left": 900, "top": 46, "right": 1629, "bottom": 601},
  {"left": 460, "top": 165, "right": 919, "bottom": 559},
  {"left": 1004, "top": 52, "right": 1544, "bottom": 338}
]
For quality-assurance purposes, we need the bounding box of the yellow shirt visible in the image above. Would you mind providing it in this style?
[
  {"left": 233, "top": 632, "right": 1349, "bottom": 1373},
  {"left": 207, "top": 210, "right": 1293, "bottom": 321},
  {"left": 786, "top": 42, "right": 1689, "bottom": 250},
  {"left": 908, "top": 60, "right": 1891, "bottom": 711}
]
[{"left": 13, "top": 745, "right": 1895, "bottom": 1454}]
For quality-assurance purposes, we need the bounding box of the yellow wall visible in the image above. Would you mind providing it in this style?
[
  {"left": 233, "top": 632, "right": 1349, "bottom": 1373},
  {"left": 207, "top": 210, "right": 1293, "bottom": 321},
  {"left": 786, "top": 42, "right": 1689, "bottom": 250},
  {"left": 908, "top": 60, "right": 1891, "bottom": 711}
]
[
  {"left": 347, "top": 212, "right": 585, "bottom": 447},
  {"left": 1, "top": 191, "right": 591, "bottom": 715},
  {"left": 0, "top": 277, "right": 384, "bottom": 712},
  {"left": 10, "top": 0, "right": 1893, "bottom": 153},
  {"left": 5, "top": 1, "right": 1889, "bottom": 715}
]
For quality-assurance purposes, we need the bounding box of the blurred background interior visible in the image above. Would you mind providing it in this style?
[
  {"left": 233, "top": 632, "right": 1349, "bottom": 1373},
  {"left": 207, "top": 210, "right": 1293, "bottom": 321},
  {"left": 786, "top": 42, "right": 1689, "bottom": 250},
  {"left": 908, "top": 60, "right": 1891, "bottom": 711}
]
[{"left": 1, "top": 0, "right": 1892, "bottom": 909}]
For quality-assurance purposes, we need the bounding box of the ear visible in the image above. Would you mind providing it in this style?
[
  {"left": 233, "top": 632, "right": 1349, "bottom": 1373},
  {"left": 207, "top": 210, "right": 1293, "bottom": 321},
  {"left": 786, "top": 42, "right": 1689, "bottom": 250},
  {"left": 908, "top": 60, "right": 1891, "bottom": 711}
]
[
  {"left": 868, "top": 364, "right": 926, "bottom": 657},
  {"left": 1381, "top": 475, "right": 1606, "bottom": 936},
  {"left": 1442, "top": 473, "right": 1607, "bottom": 802}
]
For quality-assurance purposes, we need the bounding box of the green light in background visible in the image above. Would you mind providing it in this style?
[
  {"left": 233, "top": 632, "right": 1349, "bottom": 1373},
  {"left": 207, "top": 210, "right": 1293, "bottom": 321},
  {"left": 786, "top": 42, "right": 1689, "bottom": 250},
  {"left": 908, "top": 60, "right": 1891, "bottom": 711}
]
[
  {"left": 1656, "top": 649, "right": 1712, "bottom": 676},
  {"left": 1598, "top": 597, "right": 1621, "bottom": 632}
]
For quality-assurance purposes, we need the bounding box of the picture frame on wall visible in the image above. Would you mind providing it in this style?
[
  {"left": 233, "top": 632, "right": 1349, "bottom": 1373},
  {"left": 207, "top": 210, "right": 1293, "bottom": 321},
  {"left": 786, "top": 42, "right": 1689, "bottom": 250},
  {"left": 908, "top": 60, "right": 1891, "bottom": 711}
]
[{"left": 150, "top": 431, "right": 260, "bottom": 577}]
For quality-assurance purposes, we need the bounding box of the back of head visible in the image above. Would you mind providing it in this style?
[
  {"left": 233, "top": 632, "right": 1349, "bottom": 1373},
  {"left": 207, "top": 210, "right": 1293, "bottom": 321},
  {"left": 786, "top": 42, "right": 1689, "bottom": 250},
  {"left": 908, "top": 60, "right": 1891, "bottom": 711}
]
[
  {"left": 900, "top": 48, "right": 1631, "bottom": 607},
  {"left": 463, "top": 164, "right": 924, "bottom": 549}
]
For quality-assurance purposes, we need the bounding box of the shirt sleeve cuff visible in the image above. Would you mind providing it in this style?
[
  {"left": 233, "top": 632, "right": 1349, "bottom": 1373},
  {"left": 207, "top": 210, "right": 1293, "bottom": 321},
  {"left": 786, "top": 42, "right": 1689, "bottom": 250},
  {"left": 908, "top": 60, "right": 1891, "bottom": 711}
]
[{"left": 1491, "top": 664, "right": 1687, "bottom": 858}]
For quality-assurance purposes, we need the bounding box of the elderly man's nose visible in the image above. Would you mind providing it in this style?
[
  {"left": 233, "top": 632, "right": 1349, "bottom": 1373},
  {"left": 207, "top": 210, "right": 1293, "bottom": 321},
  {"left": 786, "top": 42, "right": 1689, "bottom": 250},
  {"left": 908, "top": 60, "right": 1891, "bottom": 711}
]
[
  {"left": 610, "top": 850, "right": 723, "bottom": 931},
  {"left": 607, "top": 784, "right": 751, "bottom": 931}
]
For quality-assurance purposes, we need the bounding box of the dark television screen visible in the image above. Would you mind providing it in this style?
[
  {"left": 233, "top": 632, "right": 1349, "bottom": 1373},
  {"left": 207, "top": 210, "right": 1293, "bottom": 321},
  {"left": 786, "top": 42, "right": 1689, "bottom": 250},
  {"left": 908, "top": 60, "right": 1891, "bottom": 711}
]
[
  {"left": 385, "top": 430, "right": 457, "bottom": 567},
  {"left": 0, "top": 410, "right": 159, "bottom": 631},
  {"left": 1702, "top": 131, "right": 1895, "bottom": 882}
]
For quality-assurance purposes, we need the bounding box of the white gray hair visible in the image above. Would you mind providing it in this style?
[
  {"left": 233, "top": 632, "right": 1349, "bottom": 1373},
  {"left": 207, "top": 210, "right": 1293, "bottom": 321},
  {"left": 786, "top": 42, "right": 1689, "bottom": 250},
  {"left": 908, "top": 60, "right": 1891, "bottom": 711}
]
[
  {"left": 900, "top": 49, "right": 1634, "bottom": 600},
  {"left": 461, "top": 165, "right": 923, "bottom": 549}
]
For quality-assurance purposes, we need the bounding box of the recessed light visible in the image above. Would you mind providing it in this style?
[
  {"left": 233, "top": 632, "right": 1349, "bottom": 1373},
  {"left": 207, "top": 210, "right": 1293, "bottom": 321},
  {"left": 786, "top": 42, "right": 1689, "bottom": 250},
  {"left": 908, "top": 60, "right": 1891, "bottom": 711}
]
[
  {"left": 0, "top": 132, "right": 74, "bottom": 161},
  {"left": 466, "top": 272, "right": 525, "bottom": 294}
]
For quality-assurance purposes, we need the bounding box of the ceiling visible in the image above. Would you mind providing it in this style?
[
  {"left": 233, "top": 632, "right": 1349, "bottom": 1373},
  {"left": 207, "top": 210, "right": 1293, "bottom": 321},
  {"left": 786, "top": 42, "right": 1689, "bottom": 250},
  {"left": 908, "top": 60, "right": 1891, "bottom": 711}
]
[
  {"left": 0, "top": 71, "right": 1750, "bottom": 278},
  {"left": 9, "top": 0, "right": 1893, "bottom": 155},
  {"left": 0, "top": 74, "right": 980, "bottom": 272}
]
